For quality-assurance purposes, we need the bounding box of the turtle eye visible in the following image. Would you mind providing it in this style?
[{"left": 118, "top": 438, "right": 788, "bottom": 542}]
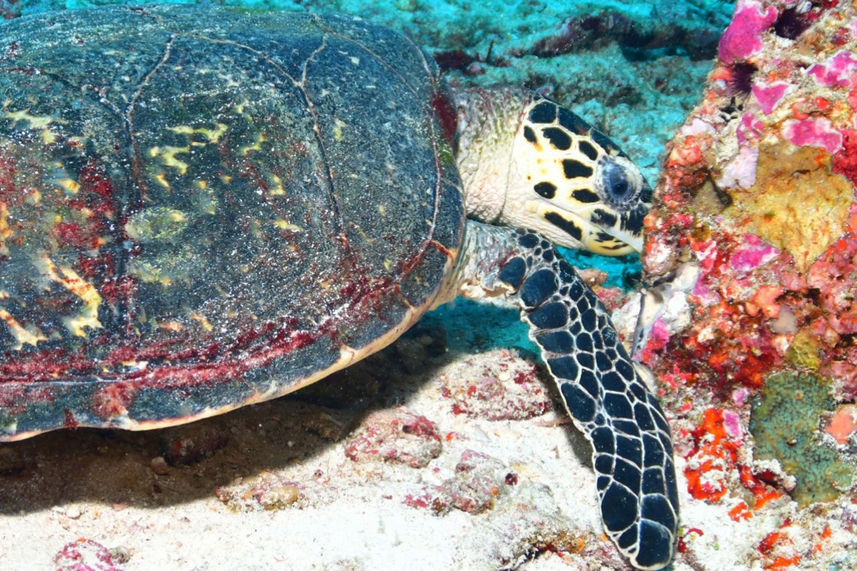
[{"left": 601, "top": 160, "right": 635, "bottom": 205}]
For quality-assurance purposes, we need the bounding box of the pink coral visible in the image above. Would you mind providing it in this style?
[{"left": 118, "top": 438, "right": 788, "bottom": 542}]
[
  {"left": 781, "top": 117, "right": 843, "bottom": 153},
  {"left": 737, "top": 112, "right": 764, "bottom": 145},
  {"left": 718, "top": 1, "right": 778, "bottom": 64},
  {"left": 718, "top": 145, "right": 759, "bottom": 189},
  {"left": 752, "top": 81, "right": 789, "bottom": 114},
  {"left": 808, "top": 50, "right": 857, "bottom": 87},
  {"left": 729, "top": 234, "right": 779, "bottom": 274}
]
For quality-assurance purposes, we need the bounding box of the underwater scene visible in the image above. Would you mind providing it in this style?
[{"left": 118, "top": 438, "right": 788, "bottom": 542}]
[{"left": 0, "top": 0, "right": 855, "bottom": 569}]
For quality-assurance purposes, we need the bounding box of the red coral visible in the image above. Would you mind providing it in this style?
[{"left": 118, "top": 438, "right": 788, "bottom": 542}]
[
  {"left": 684, "top": 408, "right": 783, "bottom": 508},
  {"left": 832, "top": 128, "right": 857, "bottom": 186},
  {"left": 684, "top": 408, "right": 739, "bottom": 502}
]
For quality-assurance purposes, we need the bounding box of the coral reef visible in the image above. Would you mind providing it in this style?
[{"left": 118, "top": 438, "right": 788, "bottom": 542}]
[{"left": 641, "top": 0, "right": 857, "bottom": 567}]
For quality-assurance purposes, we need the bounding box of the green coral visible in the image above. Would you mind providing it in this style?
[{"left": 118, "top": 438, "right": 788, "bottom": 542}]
[{"left": 750, "top": 371, "right": 853, "bottom": 505}]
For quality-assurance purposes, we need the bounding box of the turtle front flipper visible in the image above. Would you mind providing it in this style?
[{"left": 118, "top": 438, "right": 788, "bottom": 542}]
[{"left": 452, "top": 221, "right": 679, "bottom": 571}]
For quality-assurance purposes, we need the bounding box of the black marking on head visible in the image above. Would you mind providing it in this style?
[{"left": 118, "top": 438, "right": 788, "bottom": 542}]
[
  {"left": 578, "top": 139, "right": 599, "bottom": 161},
  {"left": 541, "top": 249, "right": 554, "bottom": 262},
  {"left": 622, "top": 207, "right": 647, "bottom": 234},
  {"left": 521, "top": 268, "right": 558, "bottom": 308},
  {"left": 601, "top": 482, "right": 637, "bottom": 532},
  {"left": 523, "top": 125, "right": 537, "bottom": 144},
  {"left": 558, "top": 107, "right": 591, "bottom": 136},
  {"left": 548, "top": 355, "right": 578, "bottom": 380},
  {"left": 562, "top": 159, "right": 594, "bottom": 179},
  {"left": 562, "top": 383, "right": 595, "bottom": 421},
  {"left": 528, "top": 302, "right": 567, "bottom": 329},
  {"left": 577, "top": 352, "right": 594, "bottom": 370},
  {"left": 542, "top": 127, "right": 572, "bottom": 150},
  {"left": 533, "top": 181, "right": 557, "bottom": 199},
  {"left": 529, "top": 101, "right": 557, "bottom": 124},
  {"left": 636, "top": 522, "right": 673, "bottom": 569},
  {"left": 544, "top": 212, "right": 583, "bottom": 241},
  {"left": 571, "top": 189, "right": 600, "bottom": 203},
  {"left": 536, "top": 330, "right": 573, "bottom": 353},
  {"left": 591, "top": 129, "right": 625, "bottom": 157},
  {"left": 498, "top": 256, "right": 527, "bottom": 289}
]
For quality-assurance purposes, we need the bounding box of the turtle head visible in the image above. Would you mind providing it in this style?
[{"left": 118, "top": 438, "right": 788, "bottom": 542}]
[{"left": 453, "top": 88, "right": 652, "bottom": 255}]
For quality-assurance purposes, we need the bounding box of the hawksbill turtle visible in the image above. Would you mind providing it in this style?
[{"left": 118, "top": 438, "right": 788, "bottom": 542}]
[{"left": 0, "top": 5, "right": 678, "bottom": 569}]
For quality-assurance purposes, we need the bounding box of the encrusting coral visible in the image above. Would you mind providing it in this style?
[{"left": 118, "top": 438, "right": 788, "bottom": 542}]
[{"left": 639, "top": 0, "right": 857, "bottom": 568}]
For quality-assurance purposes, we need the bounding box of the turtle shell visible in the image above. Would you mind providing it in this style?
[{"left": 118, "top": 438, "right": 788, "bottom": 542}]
[{"left": 0, "top": 5, "right": 464, "bottom": 438}]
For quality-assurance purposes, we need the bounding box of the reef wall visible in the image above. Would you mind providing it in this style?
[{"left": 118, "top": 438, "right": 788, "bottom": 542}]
[{"left": 642, "top": 1, "right": 857, "bottom": 567}]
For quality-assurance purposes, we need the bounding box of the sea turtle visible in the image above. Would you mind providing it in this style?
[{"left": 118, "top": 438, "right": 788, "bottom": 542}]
[{"left": 0, "top": 5, "right": 678, "bottom": 569}]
